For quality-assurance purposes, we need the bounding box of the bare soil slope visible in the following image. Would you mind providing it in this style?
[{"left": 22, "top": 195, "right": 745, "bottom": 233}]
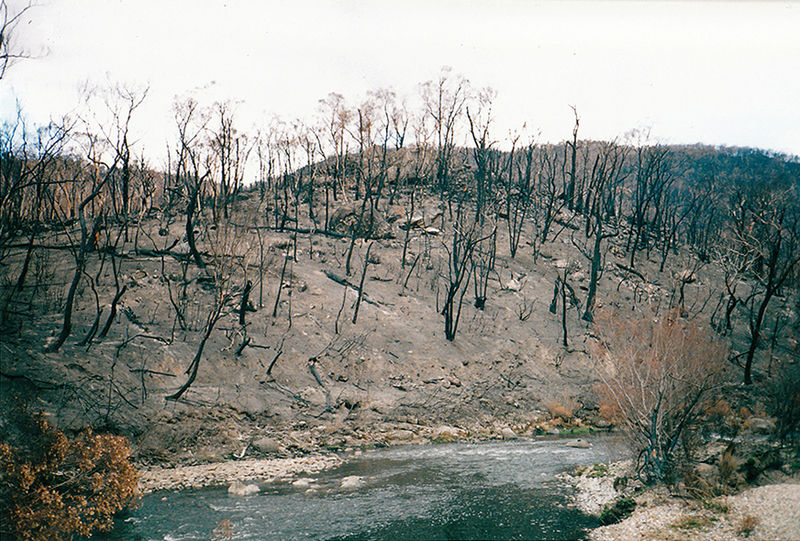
[{"left": 0, "top": 190, "right": 747, "bottom": 463}]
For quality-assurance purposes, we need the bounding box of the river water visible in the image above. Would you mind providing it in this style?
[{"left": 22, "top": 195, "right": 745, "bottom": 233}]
[{"left": 106, "top": 436, "right": 626, "bottom": 540}]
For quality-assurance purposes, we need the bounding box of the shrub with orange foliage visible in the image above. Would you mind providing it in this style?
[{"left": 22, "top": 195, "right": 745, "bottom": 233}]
[
  {"left": 0, "top": 415, "right": 139, "bottom": 540},
  {"left": 593, "top": 308, "right": 728, "bottom": 483},
  {"left": 546, "top": 398, "right": 577, "bottom": 422}
]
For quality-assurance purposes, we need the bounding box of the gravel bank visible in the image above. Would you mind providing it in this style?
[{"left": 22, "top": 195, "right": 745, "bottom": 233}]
[
  {"left": 138, "top": 454, "right": 343, "bottom": 493},
  {"left": 563, "top": 460, "right": 634, "bottom": 515},
  {"left": 564, "top": 458, "right": 800, "bottom": 540},
  {"left": 590, "top": 482, "right": 800, "bottom": 540}
]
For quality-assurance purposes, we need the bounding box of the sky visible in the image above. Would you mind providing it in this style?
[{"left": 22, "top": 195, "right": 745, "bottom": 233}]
[{"left": 2, "top": 0, "right": 800, "bottom": 165}]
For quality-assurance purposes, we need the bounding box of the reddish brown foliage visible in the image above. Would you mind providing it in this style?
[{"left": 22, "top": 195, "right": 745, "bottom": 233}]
[
  {"left": 593, "top": 308, "right": 728, "bottom": 482},
  {"left": 0, "top": 415, "right": 138, "bottom": 540}
]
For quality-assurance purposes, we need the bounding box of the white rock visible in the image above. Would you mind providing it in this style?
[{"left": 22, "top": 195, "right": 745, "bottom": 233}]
[
  {"left": 500, "top": 427, "right": 517, "bottom": 440},
  {"left": 340, "top": 475, "right": 364, "bottom": 489},
  {"left": 566, "top": 439, "right": 591, "bottom": 448},
  {"left": 228, "top": 480, "right": 259, "bottom": 496},
  {"left": 504, "top": 278, "right": 523, "bottom": 291},
  {"left": 433, "top": 426, "right": 463, "bottom": 442}
]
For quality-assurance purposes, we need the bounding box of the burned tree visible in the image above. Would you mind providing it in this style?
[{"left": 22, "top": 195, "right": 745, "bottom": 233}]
[
  {"left": 506, "top": 136, "right": 535, "bottom": 259},
  {"left": 572, "top": 141, "right": 626, "bottom": 322},
  {"left": 440, "top": 201, "right": 491, "bottom": 341},
  {"left": 167, "top": 221, "right": 246, "bottom": 401},
  {"left": 736, "top": 187, "right": 800, "bottom": 385},
  {"left": 46, "top": 157, "right": 118, "bottom": 352},
  {"left": 421, "top": 67, "right": 469, "bottom": 194},
  {"left": 564, "top": 106, "right": 579, "bottom": 211},
  {"left": 0, "top": 0, "right": 33, "bottom": 80},
  {"left": 626, "top": 136, "right": 675, "bottom": 268}
]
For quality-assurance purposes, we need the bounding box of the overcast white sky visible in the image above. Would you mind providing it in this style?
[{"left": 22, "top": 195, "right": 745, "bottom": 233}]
[{"left": 2, "top": 0, "right": 799, "bottom": 162}]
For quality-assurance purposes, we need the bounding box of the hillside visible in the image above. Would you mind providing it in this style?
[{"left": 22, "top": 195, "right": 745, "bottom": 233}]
[{"left": 1, "top": 137, "right": 799, "bottom": 468}]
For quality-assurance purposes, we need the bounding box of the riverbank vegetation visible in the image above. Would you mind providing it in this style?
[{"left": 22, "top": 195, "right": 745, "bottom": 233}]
[{"left": 0, "top": 408, "right": 138, "bottom": 540}]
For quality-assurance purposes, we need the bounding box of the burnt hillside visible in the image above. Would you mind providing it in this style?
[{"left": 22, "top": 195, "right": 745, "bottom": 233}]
[{"left": 1, "top": 105, "right": 798, "bottom": 463}]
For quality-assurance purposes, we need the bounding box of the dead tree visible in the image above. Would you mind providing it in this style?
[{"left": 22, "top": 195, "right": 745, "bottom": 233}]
[
  {"left": 272, "top": 241, "right": 291, "bottom": 319},
  {"left": 538, "top": 146, "right": 566, "bottom": 244},
  {"left": 0, "top": 1, "right": 33, "bottom": 80},
  {"left": 564, "top": 106, "right": 579, "bottom": 211},
  {"left": 441, "top": 202, "right": 491, "bottom": 341},
  {"left": 46, "top": 159, "right": 118, "bottom": 352},
  {"left": 627, "top": 138, "right": 675, "bottom": 268},
  {"left": 317, "top": 92, "right": 351, "bottom": 203},
  {"left": 549, "top": 264, "right": 580, "bottom": 349},
  {"left": 572, "top": 141, "right": 625, "bottom": 322},
  {"left": 103, "top": 84, "right": 148, "bottom": 241},
  {"left": 0, "top": 114, "right": 72, "bottom": 326},
  {"left": 400, "top": 187, "right": 417, "bottom": 268},
  {"left": 422, "top": 67, "right": 469, "bottom": 195},
  {"left": 210, "top": 101, "right": 251, "bottom": 222},
  {"left": 170, "top": 97, "right": 209, "bottom": 268},
  {"left": 352, "top": 242, "right": 374, "bottom": 324},
  {"left": 167, "top": 222, "right": 242, "bottom": 400},
  {"left": 737, "top": 196, "right": 800, "bottom": 385},
  {"left": 471, "top": 222, "right": 497, "bottom": 310},
  {"left": 466, "top": 86, "right": 497, "bottom": 220},
  {"left": 506, "top": 138, "right": 535, "bottom": 259}
]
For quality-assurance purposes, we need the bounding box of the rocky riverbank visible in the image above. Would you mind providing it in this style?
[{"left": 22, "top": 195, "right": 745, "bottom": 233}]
[
  {"left": 590, "top": 481, "right": 800, "bottom": 540},
  {"left": 138, "top": 454, "right": 343, "bottom": 493},
  {"left": 136, "top": 419, "right": 606, "bottom": 493},
  {"left": 563, "top": 456, "right": 800, "bottom": 540}
]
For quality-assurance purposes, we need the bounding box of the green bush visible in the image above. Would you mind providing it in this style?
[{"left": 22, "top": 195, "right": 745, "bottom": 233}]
[
  {"left": 765, "top": 360, "right": 800, "bottom": 447},
  {"left": 598, "top": 497, "right": 636, "bottom": 526}
]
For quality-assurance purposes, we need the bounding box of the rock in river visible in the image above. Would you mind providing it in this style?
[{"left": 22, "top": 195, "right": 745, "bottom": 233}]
[
  {"left": 566, "top": 439, "right": 591, "bottom": 449},
  {"left": 228, "top": 480, "right": 260, "bottom": 496},
  {"left": 340, "top": 475, "right": 364, "bottom": 489}
]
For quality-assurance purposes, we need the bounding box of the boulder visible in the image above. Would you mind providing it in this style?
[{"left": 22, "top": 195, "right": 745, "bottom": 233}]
[
  {"left": 385, "top": 205, "right": 405, "bottom": 223},
  {"left": 432, "top": 426, "right": 462, "bottom": 443},
  {"left": 500, "top": 427, "right": 518, "bottom": 440},
  {"left": 504, "top": 278, "right": 522, "bottom": 291},
  {"left": 292, "top": 478, "right": 314, "bottom": 488},
  {"left": 329, "top": 203, "right": 392, "bottom": 239},
  {"left": 340, "top": 475, "right": 364, "bottom": 489},
  {"left": 252, "top": 437, "right": 281, "bottom": 455},
  {"left": 399, "top": 214, "right": 425, "bottom": 230},
  {"left": 593, "top": 419, "right": 613, "bottom": 430},
  {"left": 228, "top": 480, "right": 259, "bottom": 496},
  {"left": 566, "top": 439, "right": 591, "bottom": 449},
  {"left": 386, "top": 429, "right": 415, "bottom": 441}
]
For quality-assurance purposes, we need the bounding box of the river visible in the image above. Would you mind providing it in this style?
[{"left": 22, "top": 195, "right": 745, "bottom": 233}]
[{"left": 104, "top": 435, "right": 627, "bottom": 540}]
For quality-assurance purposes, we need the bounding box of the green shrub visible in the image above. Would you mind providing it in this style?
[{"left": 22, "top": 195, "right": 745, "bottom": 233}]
[
  {"left": 598, "top": 497, "right": 636, "bottom": 525},
  {"left": 765, "top": 360, "right": 800, "bottom": 447},
  {"left": 587, "top": 463, "right": 609, "bottom": 478}
]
